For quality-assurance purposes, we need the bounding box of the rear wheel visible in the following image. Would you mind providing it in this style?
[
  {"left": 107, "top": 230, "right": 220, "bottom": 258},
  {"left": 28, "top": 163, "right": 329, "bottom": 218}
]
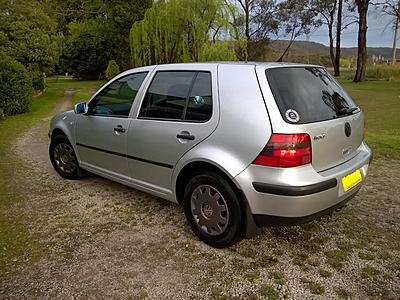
[
  {"left": 49, "top": 135, "right": 82, "bottom": 180},
  {"left": 183, "top": 171, "right": 243, "bottom": 248}
]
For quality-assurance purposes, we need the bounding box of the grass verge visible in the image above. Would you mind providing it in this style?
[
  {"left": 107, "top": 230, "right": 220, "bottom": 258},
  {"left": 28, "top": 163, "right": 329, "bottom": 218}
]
[
  {"left": 340, "top": 78, "right": 400, "bottom": 160},
  {"left": 0, "top": 77, "right": 101, "bottom": 278}
]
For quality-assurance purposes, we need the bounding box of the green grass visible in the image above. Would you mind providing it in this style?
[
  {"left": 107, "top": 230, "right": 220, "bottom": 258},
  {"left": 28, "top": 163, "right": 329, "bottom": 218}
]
[
  {"left": 300, "top": 278, "right": 325, "bottom": 295},
  {"left": 366, "top": 65, "right": 400, "bottom": 80},
  {"left": 259, "top": 284, "right": 279, "bottom": 300},
  {"left": 318, "top": 269, "right": 332, "bottom": 278},
  {"left": 0, "top": 77, "right": 101, "bottom": 278},
  {"left": 269, "top": 271, "right": 286, "bottom": 285},
  {"left": 335, "top": 287, "right": 352, "bottom": 299},
  {"left": 325, "top": 249, "right": 350, "bottom": 270},
  {"left": 340, "top": 78, "right": 400, "bottom": 159},
  {"left": 360, "top": 266, "right": 381, "bottom": 279}
]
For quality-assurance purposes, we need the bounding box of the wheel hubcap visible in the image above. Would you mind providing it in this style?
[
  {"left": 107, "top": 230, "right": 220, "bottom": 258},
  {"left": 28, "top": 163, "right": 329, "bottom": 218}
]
[
  {"left": 53, "top": 143, "right": 77, "bottom": 174},
  {"left": 190, "top": 185, "right": 229, "bottom": 236}
]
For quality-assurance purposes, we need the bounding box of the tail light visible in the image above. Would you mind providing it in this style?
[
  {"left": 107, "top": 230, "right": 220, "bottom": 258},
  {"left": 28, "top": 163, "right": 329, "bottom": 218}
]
[{"left": 252, "top": 133, "right": 312, "bottom": 168}]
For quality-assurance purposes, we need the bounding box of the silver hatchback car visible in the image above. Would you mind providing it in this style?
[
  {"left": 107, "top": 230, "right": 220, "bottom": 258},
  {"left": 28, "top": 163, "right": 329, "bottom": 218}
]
[{"left": 49, "top": 62, "right": 372, "bottom": 248}]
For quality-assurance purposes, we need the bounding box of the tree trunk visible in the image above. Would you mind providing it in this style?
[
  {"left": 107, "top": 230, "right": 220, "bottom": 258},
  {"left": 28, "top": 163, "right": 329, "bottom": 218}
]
[
  {"left": 245, "top": 6, "right": 250, "bottom": 59},
  {"left": 277, "top": 38, "right": 295, "bottom": 62},
  {"left": 392, "top": 15, "right": 399, "bottom": 65},
  {"left": 354, "top": 1, "right": 368, "bottom": 82},
  {"left": 334, "top": 0, "right": 343, "bottom": 76},
  {"left": 328, "top": 21, "right": 335, "bottom": 72}
]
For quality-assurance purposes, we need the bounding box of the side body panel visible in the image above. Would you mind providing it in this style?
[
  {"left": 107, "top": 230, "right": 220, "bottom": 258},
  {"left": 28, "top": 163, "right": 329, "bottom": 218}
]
[
  {"left": 172, "top": 64, "right": 272, "bottom": 199},
  {"left": 74, "top": 68, "right": 155, "bottom": 179},
  {"left": 126, "top": 64, "right": 219, "bottom": 196},
  {"left": 49, "top": 110, "right": 77, "bottom": 152},
  {"left": 75, "top": 115, "right": 130, "bottom": 176}
]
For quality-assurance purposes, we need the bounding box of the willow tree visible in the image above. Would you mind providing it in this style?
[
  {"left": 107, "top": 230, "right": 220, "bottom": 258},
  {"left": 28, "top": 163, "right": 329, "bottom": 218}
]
[{"left": 130, "top": 0, "right": 238, "bottom": 67}]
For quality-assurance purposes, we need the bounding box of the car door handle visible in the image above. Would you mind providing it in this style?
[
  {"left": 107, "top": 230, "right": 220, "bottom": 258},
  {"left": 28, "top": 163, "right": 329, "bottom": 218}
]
[
  {"left": 114, "top": 125, "right": 126, "bottom": 133},
  {"left": 177, "top": 133, "right": 195, "bottom": 140}
]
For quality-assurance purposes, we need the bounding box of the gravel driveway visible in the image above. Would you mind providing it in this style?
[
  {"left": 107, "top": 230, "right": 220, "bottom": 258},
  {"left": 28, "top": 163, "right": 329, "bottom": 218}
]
[{"left": 0, "top": 99, "right": 399, "bottom": 299}]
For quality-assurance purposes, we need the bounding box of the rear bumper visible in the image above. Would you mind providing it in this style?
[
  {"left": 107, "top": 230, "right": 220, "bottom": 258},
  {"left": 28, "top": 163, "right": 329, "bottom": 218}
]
[
  {"left": 252, "top": 189, "right": 358, "bottom": 226},
  {"left": 234, "top": 142, "right": 372, "bottom": 221},
  {"left": 252, "top": 178, "right": 338, "bottom": 196}
]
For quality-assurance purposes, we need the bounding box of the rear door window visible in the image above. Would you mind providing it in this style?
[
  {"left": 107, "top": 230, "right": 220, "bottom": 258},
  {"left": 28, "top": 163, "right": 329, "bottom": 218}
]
[
  {"left": 139, "top": 71, "right": 212, "bottom": 122},
  {"left": 266, "top": 67, "right": 358, "bottom": 124}
]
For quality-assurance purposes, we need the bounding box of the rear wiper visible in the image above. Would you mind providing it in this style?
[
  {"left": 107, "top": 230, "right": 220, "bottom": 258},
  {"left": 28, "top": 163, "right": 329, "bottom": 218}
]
[{"left": 338, "top": 107, "right": 359, "bottom": 116}]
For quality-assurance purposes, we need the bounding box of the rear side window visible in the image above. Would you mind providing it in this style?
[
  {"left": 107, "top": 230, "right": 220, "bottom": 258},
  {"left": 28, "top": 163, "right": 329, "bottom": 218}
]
[
  {"left": 139, "top": 71, "right": 212, "bottom": 121},
  {"left": 266, "top": 67, "right": 358, "bottom": 124},
  {"left": 186, "top": 72, "right": 213, "bottom": 121}
]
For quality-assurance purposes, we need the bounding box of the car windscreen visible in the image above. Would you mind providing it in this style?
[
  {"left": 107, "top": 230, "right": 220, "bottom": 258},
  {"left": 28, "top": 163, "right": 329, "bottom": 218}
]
[{"left": 265, "top": 67, "right": 358, "bottom": 124}]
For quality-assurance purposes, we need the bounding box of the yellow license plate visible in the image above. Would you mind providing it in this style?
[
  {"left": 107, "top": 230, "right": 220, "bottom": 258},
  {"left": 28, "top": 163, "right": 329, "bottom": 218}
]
[{"left": 341, "top": 169, "right": 362, "bottom": 192}]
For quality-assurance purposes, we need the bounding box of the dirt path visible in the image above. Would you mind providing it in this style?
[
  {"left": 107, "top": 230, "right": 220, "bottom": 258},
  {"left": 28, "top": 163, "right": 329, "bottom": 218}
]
[{"left": 0, "top": 93, "right": 399, "bottom": 299}]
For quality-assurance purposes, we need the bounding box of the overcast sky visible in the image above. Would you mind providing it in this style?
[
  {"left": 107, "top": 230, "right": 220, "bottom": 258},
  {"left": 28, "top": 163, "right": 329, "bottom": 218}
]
[{"left": 297, "top": 6, "right": 397, "bottom": 48}]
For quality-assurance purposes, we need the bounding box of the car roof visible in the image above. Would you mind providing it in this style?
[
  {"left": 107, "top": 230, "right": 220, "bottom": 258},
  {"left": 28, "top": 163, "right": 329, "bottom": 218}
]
[
  {"left": 118, "top": 62, "right": 325, "bottom": 78},
  {"left": 125, "top": 61, "right": 324, "bottom": 71}
]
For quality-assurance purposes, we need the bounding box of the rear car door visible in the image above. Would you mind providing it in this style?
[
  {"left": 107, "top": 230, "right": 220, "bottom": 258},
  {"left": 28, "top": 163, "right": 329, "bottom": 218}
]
[
  {"left": 126, "top": 65, "right": 219, "bottom": 194},
  {"left": 75, "top": 72, "right": 149, "bottom": 177}
]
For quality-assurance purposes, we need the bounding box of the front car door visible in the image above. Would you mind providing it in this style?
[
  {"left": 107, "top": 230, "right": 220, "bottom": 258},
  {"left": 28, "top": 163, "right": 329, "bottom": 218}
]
[
  {"left": 75, "top": 71, "right": 149, "bottom": 178},
  {"left": 126, "top": 65, "right": 219, "bottom": 198}
]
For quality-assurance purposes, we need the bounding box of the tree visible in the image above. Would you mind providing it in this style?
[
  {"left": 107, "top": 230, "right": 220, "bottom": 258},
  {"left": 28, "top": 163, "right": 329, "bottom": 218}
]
[
  {"left": 310, "top": 0, "right": 344, "bottom": 76},
  {"left": 276, "top": 0, "right": 322, "bottom": 61},
  {"left": 335, "top": 0, "right": 344, "bottom": 75},
  {"left": 381, "top": 0, "right": 400, "bottom": 64},
  {"left": 225, "top": 0, "right": 279, "bottom": 59},
  {"left": 0, "top": 0, "right": 62, "bottom": 90},
  {"left": 53, "top": 0, "right": 151, "bottom": 70},
  {"left": 105, "top": 60, "right": 121, "bottom": 80},
  {"left": 130, "top": 0, "right": 240, "bottom": 67},
  {"left": 198, "top": 41, "right": 238, "bottom": 61},
  {"left": 353, "top": 0, "right": 371, "bottom": 82},
  {"left": 311, "top": 0, "right": 338, "bottom": 72},
  {"left": 59, "top": 20, "right": 115, "bottom": 79}
]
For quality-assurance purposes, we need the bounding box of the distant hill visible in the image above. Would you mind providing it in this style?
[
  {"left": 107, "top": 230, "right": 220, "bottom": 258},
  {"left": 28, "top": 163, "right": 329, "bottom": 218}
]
[{"left": 269, "top": 40, "right": 399, "bottom": 60}]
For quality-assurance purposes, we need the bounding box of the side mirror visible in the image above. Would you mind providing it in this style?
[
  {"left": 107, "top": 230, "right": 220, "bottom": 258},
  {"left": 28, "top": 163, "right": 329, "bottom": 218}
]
[{"left": 74, "top": 102, "right": 87, "bottom": 114}]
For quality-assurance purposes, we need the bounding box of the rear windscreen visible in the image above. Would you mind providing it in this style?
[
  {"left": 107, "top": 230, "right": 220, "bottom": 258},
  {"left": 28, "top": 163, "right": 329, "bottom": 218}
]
[{"left": 266, "top": 67, "right": 358, "bottom": 124}]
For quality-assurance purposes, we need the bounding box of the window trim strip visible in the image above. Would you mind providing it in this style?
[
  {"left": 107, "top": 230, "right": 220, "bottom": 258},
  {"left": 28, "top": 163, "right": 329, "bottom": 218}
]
[{"left": 76, "top": 142, "right": 173, "bottom": 169}]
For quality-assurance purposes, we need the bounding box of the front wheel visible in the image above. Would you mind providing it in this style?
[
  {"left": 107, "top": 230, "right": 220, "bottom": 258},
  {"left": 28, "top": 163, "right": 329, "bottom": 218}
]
[
  {"left": 49, "top": 135, "right": 83, "bottom": 180},
  {"left": 183, "top": 172, "right": 243, "bottom": 248}
]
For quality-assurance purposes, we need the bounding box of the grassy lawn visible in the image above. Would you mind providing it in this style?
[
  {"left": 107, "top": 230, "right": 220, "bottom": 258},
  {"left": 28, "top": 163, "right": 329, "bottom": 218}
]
[
  {"left": 0, "top": 77, "right": 102, "bottom": 278},
  {"left": 340, "top": 79, "right": 400, "bottom": 159}
]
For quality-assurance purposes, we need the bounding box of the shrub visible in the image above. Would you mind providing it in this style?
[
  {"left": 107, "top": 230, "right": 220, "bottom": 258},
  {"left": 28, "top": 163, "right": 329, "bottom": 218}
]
[
  {"left": 366, "top": 65, "right": 400, "bottom": 80},
  {"left": 105, "top": 60, "right": 120, "bottom": 80},
  {"left": 0, "top": 56, "right": 32, "bottom": 116},
  {"left": 27, "top": 65, "right": 46, "bottom": 91}
]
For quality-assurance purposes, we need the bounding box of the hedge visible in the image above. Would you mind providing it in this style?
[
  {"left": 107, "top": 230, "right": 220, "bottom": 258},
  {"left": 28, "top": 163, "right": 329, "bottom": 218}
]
[{"left": 0, "top": 56, "right": 32, "bottom": 116}]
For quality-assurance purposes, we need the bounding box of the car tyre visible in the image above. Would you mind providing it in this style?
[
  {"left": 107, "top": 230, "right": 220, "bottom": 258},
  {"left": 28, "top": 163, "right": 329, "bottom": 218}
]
[
  {"left": 49, "top": 134, "right": 83, "bottom": 180},
  {"left": 183, "top": 171, "right": 243, "bottom": 248}
]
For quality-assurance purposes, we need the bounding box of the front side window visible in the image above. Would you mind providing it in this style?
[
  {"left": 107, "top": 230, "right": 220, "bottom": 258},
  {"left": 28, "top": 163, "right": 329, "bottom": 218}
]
[
  {"left": 88, "top": 72, "right": 148, "bottom": 117},
  {"left": 139, "top": 71, "right": 212, "bottom": 121}
]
